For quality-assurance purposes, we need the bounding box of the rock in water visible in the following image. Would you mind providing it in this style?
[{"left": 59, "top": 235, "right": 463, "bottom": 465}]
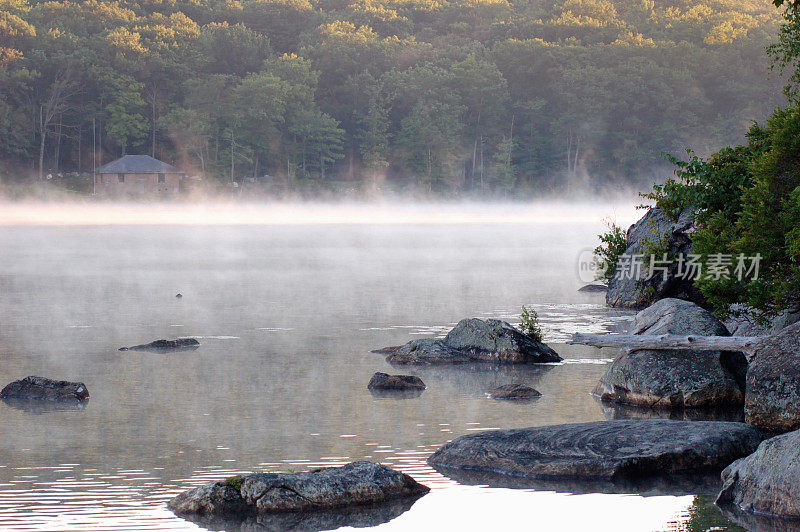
[
  {"left": 428, "top": 420, "right": 762, "bottom": 480},
  {"left": 578, "top": 284, "right": 608, "bottom": 293},
  {"left": 168, "top": 461, "right": 429, "bottom": 516},
  {"left": 377, "top": 318, "right": 561, "bottom": 365},
  {"left": 725, "top": 303, "right": 800, "bottom": 337},
  {"left": 606, "top": 207, "right": 700, "bottom": 309},
  {"left": 1, "top": 376, "right": 89, "bottom": 402},
  {"left": 717, "top": 428, "right": 800, "bottom": 518},
  {"left": 367, "top": 372, "right": 426, "bottom": 390},
  {"left": 119, "top": 338, "right": 200, "bottom": 351},
  {"left": 593, "top": 298, "right": 746, "bottom": 409},
  {"left": 489, "top": 384, "right": 541, "bottom": 400},
  {"left": 745, "top": 321, "right": 800, "bottom": 432}
]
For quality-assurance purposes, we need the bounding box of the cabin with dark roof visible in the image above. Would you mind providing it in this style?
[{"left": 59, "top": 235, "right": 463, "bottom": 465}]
[{"left": 95, "top": 155, "right": 184, "bottom": 196}]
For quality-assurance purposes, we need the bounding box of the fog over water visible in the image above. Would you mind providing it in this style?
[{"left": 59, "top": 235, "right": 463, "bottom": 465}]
[{"left": 0, "top": 201, "right": 749, "bottom": 530}]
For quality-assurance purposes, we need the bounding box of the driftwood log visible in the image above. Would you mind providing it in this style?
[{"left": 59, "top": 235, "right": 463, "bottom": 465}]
[{"left": 569, "top": 333, "right": 767, "bottom": 358}]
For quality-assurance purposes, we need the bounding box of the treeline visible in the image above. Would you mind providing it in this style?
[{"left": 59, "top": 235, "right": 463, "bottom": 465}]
[{"left": 0, "top": 0, "right": 788, "bottom": 196}]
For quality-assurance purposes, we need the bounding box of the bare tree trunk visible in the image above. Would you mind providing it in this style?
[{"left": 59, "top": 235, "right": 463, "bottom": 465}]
[
  {"left": 230, "top": 132, "right": 235, "bottom": 183},
  {"left": 566, "top": 129, "right": 572, "bottom": 175},
  {"left": 54, "top": 116, "right": 62, "bottom": 173},
  {"left": 38, "top": 109, "right": 45, "bottom": 181},
  {"left": 573, "top": 133, "right": 580, "bottom": 175},
  {"left": 569, "top": 333, "right": 766, "bottom": 357}
]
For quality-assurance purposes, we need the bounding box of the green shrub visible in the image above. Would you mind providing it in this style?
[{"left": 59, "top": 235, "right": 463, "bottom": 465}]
[
  {"left": 593, "top": 221, "right": 628, "bottom": 282},
  {"left": 225, "top": 475, "right": 245, "bottom": 490},
  {"left": 519, "top": 306, "right": 543, "bottom": 342}
]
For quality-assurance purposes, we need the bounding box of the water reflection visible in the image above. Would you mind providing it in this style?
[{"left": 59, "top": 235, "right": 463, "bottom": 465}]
[
  {"left": 1, "top": 396, "right": 89, "bottom": 414},
  {"left": 599, "top": 400, "right": 745, "bottom": 423},
  {"left": 176, "top": 496, "right": 426, "bottom": 531}
]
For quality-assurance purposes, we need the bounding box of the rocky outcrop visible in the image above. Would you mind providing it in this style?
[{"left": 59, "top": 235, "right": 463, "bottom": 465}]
[
  {"left": 717, "top": 429, "right": 800, "bottom": 518},
  {"left": 367, "top": 372, "right": 425, "bottom": 390},
  {"left": 745, "top": 321, "right": 800, "bottom": 433},
  {"left": 606, "top": 207, "right": 699, "bottom": 309},
  {"left": 119, "top": 338, "right": 200, "bottom": 351},
  {"left": 428, "top": 420, "right": 762, "bottom": 480},
  {"left": 593, "top": 298, "right": 746, "bottom": 409},
  {"left": 1, "top": 376, "right": 89, "bottom": 403},
  {"left": 376, "top": 318, "right": 561, "bottom": 365},
  {"left": 168, "top": 461, "right": 429, "bottom": 517},
  {"left": 725, "top": 303, "right": 800, "bottom": 337},
  {"left": 489, "top": 384, "right": 541, "bottom": 400}
]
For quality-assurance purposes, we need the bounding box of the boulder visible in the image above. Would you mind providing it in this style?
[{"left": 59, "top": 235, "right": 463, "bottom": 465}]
[
  {"left": 725, "top": 303, "right": 800, "bottom": 337},
  {"left": 376, "top": 319, "right": 561, "bottom": 365},
  {"left": 593, "top": 298, "right": 746, "bottom": 409},
  {"left": 367, "top": 372, "right": 425, "bottom": 390},
  {"left": 428, "top": 419, "right": 763, "bottom": 480},
  {"left": 119, "top": 338, "right": 200, "bottom": 351},
  {"left": 606, "top": 207, "right": 700, "bottom": 309},
  {"left": 717, "top": 428, "right": 800, "bottom": 518},
  {"left": 745, "top": 321, "right": 800, "bottom": 433},
  {"left": 0, "top": 376, "right": 89, "bottom": 403},
  {"left": 489, "top": 384, "right": 541, "bottom": 400},
  {"left": 169, "top": 461, "right": 429, "bottom": 516}
]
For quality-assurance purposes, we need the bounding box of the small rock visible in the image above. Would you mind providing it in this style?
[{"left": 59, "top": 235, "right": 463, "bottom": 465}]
[
  {"left": 489, "top": 384, "right": 541, "bottom": 400},
  {"left": 745, "top": 321, "right": 800, "bottom": 433},
  {"left": 175, "top": 293, "right": 183, "bottom": 298},
  {"left": 593, "top": 298, "right": 746, "bottom": 409},
  {"left": 578, "top": 284, "right": 608, "bottom": 293},
  {"left": 428, "top": 419, "right": 763, "bottom": 480},
  {"left": 367, "top": 372, "right": 425, "bottom": 390},
  {"left": 717, "top": 428, "right": 800, "bottom": 518},
  {"left": 119, "top": 338, "right": 200, "bottom": 351},
  {"left": 1, "top": 376, "right": 89, "bottom": 402},
  {"left": 168, "top": 461, "right": 429, "bottom": 516}
]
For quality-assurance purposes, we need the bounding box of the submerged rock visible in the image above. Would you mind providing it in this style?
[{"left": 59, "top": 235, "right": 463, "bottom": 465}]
[
  {"left": 168, "top": 461, "right": 429, "bottom": 516},
  {"left": 0, "top": 376, "right": 89, "bottom": 403},
  {"left": 606, "top": 208, "right": 700, "bottom": 309},
  {"left": 489, "top": 384, "right": 541, "bottom": 400},
  {"left": 717, "top": 428, "right": 800, "bottom": 519},
  {"left": 745, "top": 321, "right": 800, "bottom": 433},
  {"left": 593, "top": 298, "right": 746, "bottom": 409},
  {"left": 367, "top": 372, "right": 426, "bottom": 390},
  {"left": 119, "top": 338, "right": 199, "bottom": 351},
  {"left": 428, "top": 419, "right": 762, "bottom": 481},
  {"left": 376, "top": 318, "right": 561, "bottom": 365}
]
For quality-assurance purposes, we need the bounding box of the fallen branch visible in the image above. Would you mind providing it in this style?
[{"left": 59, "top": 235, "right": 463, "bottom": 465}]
[{"left": 568, "top": 333, "right": 766, "bottom": 355}]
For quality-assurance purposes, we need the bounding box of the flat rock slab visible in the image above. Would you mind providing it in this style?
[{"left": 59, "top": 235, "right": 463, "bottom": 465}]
[
  {"left": 717, "top": 428, "right": 800, "bottom": 519},
  {"left": 489, "top": 384, "right": 541, "bottom": 400},
  {"left": 375, "top": 318, "right": 561, "bottom": 365},
  {"left": 119, "top": 338, "right": 200, "bottom": 351},
  {"left": 168, "top": 461, "right": 429, "bottom": 516},
  {"left": 367, "top": 372, "right": 425, "bottom": 390},
  {"left": 1, "top": 376, "right": 89, "bottom": 402},
  {"left": 428, "top": 420, "right": 763, "bottom": 481}
]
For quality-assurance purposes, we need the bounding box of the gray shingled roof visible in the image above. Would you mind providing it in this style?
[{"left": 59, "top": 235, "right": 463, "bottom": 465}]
[{"left": 97, "top": 155, "right": 181, "bottom": 174}]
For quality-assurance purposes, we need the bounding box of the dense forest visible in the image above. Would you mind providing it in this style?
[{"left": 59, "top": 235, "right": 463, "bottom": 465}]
[{"left": 0, "top": 0, "right": 788, "bottom": 196}]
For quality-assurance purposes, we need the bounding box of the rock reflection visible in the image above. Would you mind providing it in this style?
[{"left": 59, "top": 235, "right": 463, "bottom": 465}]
[
  {"left": 432, "top": 467, "right": 724, "bottom": 498},
  {"left": 1, "top": 397, "right": 89, "bottom": 414},
  {"left": 393, "top": 362, "right": 554, "bottom": 399},
  {"left": 718, "top": 504, "right": 800, "bottom": 532},
  {"left": 176, "top": 495, "right": 425, "bottom": 532},
  {"left": 598, "top": 399, "right": 744, "bottom": 423},
  {"left": 368, "top": 388, "right": 424, "bottom": 400}
]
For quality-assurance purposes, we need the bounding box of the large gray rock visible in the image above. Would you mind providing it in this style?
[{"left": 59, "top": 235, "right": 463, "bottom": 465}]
[
  {"left": 1, "top": 376, "right": 89, "bottom": 402},
  {"left": 367, "top": 372, "right": 425, "bottom": 390},
  {"left": 717, "top": 428, "right": 800, "bottom": 518},
  {"left": 593, "top": 298, "right": 746, "bottom": 409},
  {"left": 169, "top": 461, "right": 429, "bottom": 516},
  {"left": 745, "top": 321, "right": 800, "bottom": 433},
  {"left": 119, "top": 338, "right": 199, "bottom": 351},
  {"left": 377, "top": 319, "right": 561, "bottom": 364},
  {"left": 489, "top": 384, "right": 541, "bottom": 400},
  {"left": 606, "top": 208, "right": 699, "bottom": 309},
  {"left": 428, "top": 420, "right": 762, "bottom": 480},
  {"left": 725, "top": 303, "right": 800, "bottom": 337}
]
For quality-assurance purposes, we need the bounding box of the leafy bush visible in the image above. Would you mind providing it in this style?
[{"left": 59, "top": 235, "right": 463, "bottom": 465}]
[
  {"left": 519, "top": 306, "right": 543, "bottom": 342},
  {"left": 225, "top": 475, "right": 245, "bottom": 490},
  {"left": 593, "top": 221, "right": 628, "bottom": 282}
]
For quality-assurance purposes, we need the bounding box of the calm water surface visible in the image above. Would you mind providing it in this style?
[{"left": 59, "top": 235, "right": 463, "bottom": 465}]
[{"left": 0, "top": 207, "right": 747, "bottom": 531}]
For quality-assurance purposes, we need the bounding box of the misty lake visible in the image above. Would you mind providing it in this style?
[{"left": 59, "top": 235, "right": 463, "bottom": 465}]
[{"left": 0, "top": 203, "right": 747, "bottom": 531}]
